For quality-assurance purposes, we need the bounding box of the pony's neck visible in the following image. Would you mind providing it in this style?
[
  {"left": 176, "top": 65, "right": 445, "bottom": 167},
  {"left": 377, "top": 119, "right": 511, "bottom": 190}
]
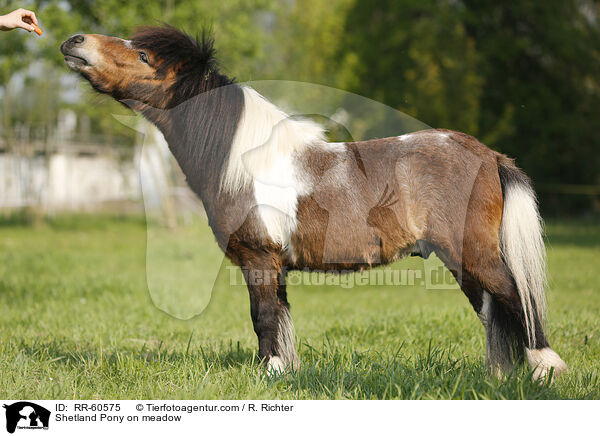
[
  {"left": 147, "top": 85, "right": 326, "bottom": 202},
  {"left": 149, "top": 81, "right": 245, "bottom": 199}
]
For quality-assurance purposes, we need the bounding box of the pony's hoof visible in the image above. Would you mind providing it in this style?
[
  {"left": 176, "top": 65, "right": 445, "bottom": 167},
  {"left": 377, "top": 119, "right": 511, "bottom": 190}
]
[
  {"left": 526, "top": 348, "right": 567, "bottom": 383},
  {"left": 266, "top": 356, "right": 286, "bottom": 374}
]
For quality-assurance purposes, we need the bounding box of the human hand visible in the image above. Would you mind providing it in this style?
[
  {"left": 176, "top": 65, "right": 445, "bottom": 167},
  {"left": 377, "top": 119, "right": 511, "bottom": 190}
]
[{"left": 0, "top": 8, "right": 38, "bottom": 32}]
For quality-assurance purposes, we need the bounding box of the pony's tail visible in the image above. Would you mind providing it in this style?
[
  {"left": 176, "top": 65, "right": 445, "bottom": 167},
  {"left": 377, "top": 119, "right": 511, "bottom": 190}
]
[{"left": 496, "top": 154, "right": 547, "bottom": 348}]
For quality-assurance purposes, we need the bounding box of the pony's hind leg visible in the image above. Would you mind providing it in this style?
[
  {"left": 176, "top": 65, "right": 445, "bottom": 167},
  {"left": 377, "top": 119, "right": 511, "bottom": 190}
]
[
  {"left": 440, "top": 258, "right": 524, "bottom": 377},
  {"left": 465, "top": 254, "right": 566, "bottom": 381},
  {"left": 474, "top": 259, "right": 530, "bottom": 376},
  {"left": 240, "top": 251, "right": 298, "bottom": 372},
  {"left": 479, "top": 290, "right": 517, "bottom": 377}
]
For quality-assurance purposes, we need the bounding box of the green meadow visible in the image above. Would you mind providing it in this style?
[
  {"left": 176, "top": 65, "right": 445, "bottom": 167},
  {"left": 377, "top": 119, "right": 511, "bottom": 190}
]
[{"left": 0, "top": 216, "right": 598, "bottom": 399}]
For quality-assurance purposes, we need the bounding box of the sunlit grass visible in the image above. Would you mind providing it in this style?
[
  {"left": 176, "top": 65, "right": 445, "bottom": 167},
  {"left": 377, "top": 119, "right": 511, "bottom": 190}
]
[{"left": 0, "top": 216, "right": 598, "bottom": 399}]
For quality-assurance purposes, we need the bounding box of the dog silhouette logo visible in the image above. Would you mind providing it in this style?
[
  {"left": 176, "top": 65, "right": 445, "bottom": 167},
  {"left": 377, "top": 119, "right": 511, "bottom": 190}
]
[{"left": 3, "top": 402, "right": 50, "bottom": 433}]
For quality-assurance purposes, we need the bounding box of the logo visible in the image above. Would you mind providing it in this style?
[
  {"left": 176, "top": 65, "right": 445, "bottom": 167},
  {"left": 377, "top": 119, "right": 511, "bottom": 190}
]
[{"left": 3, "top": 402, "right": 50, "bottom": 434}]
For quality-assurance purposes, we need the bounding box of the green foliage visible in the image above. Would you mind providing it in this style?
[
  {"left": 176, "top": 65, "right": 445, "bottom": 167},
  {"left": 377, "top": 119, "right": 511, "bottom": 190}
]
[
  {"left": 269, "top": 0, "right": 354, "bottom": 85},
  {"left": 460, "top": 0, "right": 600, "bottom": 214},
  {"left": 339, "top": 0, "right": 483, "bottom": 135}
]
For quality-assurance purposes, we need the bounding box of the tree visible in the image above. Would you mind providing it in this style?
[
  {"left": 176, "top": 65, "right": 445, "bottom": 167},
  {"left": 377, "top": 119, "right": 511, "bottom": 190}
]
[
  {"left": 461, "top": 0, "right": 600, "bottom": 213},
  {"left": 338, "top": 0, "right": 482, "bottom": 136}
]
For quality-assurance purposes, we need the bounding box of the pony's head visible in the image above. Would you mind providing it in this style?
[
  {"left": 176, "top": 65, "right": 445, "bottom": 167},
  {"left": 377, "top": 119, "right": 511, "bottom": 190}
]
[{"left": 60, "top": 26, "right": 227, "bottom": 109}]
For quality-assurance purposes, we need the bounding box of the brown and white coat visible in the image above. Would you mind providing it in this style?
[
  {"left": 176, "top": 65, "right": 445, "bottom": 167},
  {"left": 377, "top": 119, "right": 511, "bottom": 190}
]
[{"left": 61, "top": 26, "right": 567, "bottom": 380}]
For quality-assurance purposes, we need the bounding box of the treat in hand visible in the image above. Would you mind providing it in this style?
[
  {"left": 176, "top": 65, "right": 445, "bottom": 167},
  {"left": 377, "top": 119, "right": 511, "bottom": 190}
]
[{"left": 0, "top": 8, "right": 40, "bottom": 33}]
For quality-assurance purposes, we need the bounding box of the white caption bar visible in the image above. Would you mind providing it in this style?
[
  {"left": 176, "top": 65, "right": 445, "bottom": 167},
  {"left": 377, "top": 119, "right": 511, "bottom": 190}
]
[{"left": 0, "top": 400, "right": 595, "bottom": 435}]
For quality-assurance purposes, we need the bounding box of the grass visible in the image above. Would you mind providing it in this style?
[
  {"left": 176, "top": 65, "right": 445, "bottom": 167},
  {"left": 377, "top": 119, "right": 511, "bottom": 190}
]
[{"left": 0, "top": 215, "right": 598, "bottom": 399}]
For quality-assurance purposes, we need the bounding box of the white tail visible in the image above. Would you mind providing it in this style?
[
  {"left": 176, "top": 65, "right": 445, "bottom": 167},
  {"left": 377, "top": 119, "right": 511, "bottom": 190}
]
[{"left": 499, "top": 171, "right": 547, "bottom": 348}]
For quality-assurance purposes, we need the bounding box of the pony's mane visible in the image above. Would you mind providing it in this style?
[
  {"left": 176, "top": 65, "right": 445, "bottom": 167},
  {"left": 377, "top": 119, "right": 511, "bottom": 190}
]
[
  {"left": 131, "top": 26, "right": 244, "bottom": 192},
  {"left": 131, "top": 25, "right": 234, "bottom": 106}
]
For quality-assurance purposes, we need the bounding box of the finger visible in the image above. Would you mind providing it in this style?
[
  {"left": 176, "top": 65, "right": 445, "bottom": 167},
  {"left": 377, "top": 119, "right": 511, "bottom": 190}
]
[
  {"left": 21, "top": 9, "right": 38, "bottom": 26},
  {"left": 18, "top": 23, "right": 35, "bottom": 32}
]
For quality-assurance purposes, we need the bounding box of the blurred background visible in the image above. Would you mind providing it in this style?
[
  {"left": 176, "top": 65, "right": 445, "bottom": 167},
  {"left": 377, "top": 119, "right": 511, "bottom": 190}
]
[{"left": 0, "top": 0, "right": 598, "bottom": 222}]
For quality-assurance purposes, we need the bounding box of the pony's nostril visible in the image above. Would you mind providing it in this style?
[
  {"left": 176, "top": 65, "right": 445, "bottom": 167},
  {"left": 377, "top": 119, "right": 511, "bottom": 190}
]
[{"left": 71, "top": 34, "right": 85, "bottom": 44}]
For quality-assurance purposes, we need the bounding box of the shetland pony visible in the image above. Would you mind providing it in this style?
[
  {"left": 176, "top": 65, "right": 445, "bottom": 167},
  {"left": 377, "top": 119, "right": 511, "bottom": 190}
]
[{"left": 60, "top": 26, "right": 567, "bottom": 380}]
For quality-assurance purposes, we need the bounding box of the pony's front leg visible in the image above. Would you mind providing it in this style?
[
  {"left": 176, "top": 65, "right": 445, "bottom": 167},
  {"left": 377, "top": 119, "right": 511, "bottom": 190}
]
[{"left": 242, "top": 259, "right": 298, "bottom": 372}]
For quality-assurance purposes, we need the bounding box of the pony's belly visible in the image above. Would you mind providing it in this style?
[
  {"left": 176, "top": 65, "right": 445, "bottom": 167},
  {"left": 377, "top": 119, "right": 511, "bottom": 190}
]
[{"left": 288, "top": 199, "right": 415, "bottom": 270}]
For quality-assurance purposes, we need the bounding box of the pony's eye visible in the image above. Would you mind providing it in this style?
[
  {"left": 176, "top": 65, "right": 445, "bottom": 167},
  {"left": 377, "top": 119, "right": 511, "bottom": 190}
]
[{"left": 138, "top": 52, "right": 149, "bottom": 64}]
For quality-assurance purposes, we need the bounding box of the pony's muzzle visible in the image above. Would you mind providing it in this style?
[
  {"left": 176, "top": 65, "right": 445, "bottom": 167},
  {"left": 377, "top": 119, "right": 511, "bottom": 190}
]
[{"left": 61, "top": 34, "right": 92, "bottom": 70}]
